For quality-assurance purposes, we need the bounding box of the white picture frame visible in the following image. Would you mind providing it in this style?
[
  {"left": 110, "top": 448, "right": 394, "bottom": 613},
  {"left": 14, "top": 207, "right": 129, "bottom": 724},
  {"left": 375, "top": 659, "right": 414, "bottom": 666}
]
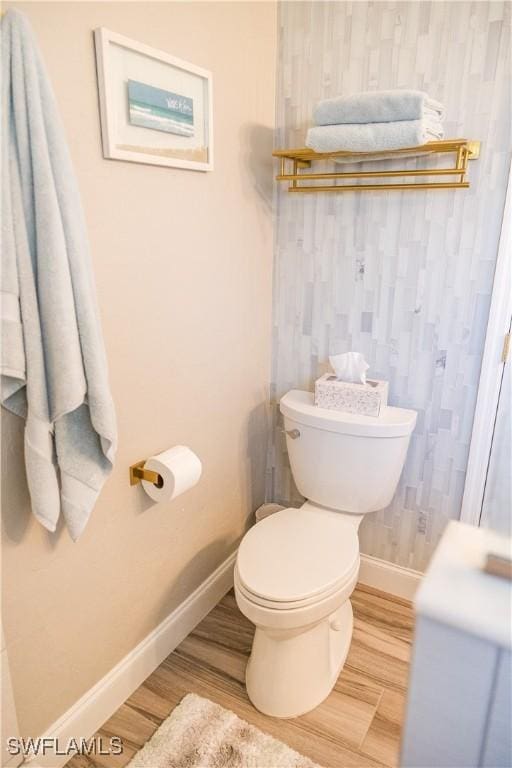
[{"left": 94, "top": 27, "right": 213, "bottom": 172}]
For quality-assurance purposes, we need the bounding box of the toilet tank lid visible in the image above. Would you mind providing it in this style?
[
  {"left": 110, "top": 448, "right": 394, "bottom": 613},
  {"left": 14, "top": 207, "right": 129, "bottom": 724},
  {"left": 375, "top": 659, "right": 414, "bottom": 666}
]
[{"left": 280, "top": 390, "right": 417, "bottom": 437}]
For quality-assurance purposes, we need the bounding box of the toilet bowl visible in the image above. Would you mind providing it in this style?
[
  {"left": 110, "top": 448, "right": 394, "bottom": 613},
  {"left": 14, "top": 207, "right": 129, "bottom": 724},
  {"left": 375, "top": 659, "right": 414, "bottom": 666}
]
[
  {"left": 235, "top": 389, "right": 417, "bottom": 718},
  {"left": 234, "top": 504, "right": 359, "bottom": 717}
]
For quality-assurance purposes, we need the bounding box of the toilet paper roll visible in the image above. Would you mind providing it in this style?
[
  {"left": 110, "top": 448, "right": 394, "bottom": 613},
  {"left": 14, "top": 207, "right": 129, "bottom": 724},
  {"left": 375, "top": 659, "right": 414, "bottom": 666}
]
[{"left": 141, "top": 446, "right": 202, "bottom": 503}]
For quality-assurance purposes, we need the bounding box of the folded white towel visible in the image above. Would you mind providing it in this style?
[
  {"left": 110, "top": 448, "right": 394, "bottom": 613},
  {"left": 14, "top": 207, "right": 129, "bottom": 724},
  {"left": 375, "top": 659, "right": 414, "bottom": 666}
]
[
  {"left": 314, "top": 90, "right": 444, "bottom": 126},
  {"left": 1, "top": 10, "right": 117, "bottom": 540},
  {"left": 306, "top": 119, "right": 444, "bottom": 154}
]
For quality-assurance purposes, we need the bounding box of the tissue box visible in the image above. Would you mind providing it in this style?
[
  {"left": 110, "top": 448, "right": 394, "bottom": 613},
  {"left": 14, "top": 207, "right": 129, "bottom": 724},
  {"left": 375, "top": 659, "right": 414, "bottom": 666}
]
[{"left": 314, "top": 373, "right": 388, "bottom": 416}]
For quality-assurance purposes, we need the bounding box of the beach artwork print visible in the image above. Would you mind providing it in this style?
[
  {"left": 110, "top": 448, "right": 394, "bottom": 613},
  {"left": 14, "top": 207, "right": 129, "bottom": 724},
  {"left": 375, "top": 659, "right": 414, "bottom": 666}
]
[
  {"left": 95, "top": 28, "right": 212, "bottom": 169},
  {"left": 127, "top": 79, "right": 194, "bottom": 137}
]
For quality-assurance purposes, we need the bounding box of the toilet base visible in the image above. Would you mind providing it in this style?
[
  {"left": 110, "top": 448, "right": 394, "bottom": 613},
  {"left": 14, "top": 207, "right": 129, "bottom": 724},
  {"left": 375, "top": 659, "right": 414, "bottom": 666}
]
[{"left": 245, "top": 599, "right": 353, "bottom": 718}]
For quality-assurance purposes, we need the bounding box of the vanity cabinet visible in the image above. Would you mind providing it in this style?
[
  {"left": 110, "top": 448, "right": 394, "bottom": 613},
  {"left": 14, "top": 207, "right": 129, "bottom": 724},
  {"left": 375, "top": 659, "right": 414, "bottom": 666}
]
[{"left": 400, "top": 521, "right": 512, "bottom": 768}]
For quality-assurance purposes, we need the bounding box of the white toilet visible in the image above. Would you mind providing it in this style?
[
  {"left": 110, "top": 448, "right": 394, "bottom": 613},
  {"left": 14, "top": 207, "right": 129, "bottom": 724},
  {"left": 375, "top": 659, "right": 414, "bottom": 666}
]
[{"left": 234, "top": 389, "right": 417, "bottom": 718}]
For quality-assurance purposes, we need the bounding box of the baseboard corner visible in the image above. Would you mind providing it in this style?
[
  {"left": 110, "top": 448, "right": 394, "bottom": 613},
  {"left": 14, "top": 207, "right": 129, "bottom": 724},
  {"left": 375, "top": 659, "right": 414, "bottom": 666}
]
[{"left": 358, "top": 553, "right": 422, "bottom": 601}]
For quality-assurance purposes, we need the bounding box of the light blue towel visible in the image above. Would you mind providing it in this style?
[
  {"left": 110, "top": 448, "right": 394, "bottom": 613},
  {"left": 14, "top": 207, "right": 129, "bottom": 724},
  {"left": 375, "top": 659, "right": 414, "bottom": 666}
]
[
  {"left": 314, "top": 90, "right": 444, "bottom": 126},
  {"left": 1, "top": 10, "right": 117, "bottom": 540},
  {"left": 306, "top": 119, "right": 444, "bottom": 154}
]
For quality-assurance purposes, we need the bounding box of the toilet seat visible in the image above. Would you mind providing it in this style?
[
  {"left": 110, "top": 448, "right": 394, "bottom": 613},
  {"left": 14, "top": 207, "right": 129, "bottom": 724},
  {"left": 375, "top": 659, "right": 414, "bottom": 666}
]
[
  {"left": 236, "top": 507, "right": 359, "bottom": 609},
  {"left": 234, "top": 559, "right": 359, "bottom": 611}
]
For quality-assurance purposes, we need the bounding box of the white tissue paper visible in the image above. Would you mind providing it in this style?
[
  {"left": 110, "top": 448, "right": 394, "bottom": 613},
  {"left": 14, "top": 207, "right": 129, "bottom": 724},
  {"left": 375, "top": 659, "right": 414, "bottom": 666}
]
[
  {"left": 329, "top": 352, "right": 370, "bottom": 384},
  {"left": 315, "top": 352, "right": 389, "bottom": 416},
  {"left": 141, "top": 446, "right": 202, "bottom": 503}
]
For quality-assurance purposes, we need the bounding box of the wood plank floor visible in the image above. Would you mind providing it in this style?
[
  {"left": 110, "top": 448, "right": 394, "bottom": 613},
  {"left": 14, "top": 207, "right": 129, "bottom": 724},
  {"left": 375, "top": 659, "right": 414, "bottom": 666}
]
[{"left": 67, "top": 585, "right": 414, "bottom": 768}]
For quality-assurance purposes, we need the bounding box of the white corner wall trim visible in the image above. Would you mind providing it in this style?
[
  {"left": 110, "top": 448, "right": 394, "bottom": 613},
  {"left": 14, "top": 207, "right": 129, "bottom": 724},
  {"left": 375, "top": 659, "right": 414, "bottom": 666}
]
[
  {"left": 28, "top": 551, "right": 237, "bottom": 768},
  {"left": 358, "top": 553, "right": 422, "bottom": 601},
  {"left": 461, "top": 163, "right": 511, "bottom": 526}
]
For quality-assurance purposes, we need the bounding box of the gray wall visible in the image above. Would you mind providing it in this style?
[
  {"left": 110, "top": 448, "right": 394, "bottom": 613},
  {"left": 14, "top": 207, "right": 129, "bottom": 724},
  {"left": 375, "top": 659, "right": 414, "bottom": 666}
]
[{"left": 268, "top": 1, "right": 511, "bottom": 571}]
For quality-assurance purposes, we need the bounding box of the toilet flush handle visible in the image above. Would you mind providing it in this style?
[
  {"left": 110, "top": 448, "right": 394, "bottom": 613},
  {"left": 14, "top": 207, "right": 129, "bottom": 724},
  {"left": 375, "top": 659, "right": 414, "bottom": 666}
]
[{"left": 286, "top": 428, "right": 301, "bottom": 439}]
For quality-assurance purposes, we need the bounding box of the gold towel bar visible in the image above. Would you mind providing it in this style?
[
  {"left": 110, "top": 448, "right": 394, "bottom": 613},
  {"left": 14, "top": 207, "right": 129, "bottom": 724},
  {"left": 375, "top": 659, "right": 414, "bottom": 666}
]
[
  {"left": 273, "top": 139, "right": 480, "bottom": 192},
  {"left": 129, "top": 460, "right": 163, "bottom": 488}
]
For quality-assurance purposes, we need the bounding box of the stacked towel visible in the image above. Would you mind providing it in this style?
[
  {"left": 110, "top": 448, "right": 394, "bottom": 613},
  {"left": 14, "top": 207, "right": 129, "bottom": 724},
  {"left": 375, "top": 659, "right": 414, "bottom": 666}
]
[
  {"left": 313, "top": 90, "right": 444, "bottom": 125},
  {"left": 306, "top": 89, "right": 444, "bottom": 154},
  {"left": 306, "top": 119, "right": 443, "bottom": 154}
]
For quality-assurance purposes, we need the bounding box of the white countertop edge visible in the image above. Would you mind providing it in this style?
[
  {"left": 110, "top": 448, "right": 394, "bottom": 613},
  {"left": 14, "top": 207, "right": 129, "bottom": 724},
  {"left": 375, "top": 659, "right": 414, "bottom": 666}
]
[{"left": 414, "top": 522, "right": 512, "bottom": 650}]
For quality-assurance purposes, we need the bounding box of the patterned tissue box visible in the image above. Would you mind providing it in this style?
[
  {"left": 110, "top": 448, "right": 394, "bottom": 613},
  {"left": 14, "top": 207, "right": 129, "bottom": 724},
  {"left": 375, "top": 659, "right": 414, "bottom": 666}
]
[{"left": 314, "top": 373, "right": 389, "bottom": 417}]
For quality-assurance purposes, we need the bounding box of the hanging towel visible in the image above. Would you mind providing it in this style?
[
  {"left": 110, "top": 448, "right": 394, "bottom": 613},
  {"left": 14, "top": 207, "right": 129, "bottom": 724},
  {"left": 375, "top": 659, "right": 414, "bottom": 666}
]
[
  {"left": 1, "top": 10, "right": 117, "bottom": 540},
  {"left": 306, "top": 119, "right": 444, "bottom": 154},
  {"left": 313, "top": 90, "right": 445, "bottom": 126}
]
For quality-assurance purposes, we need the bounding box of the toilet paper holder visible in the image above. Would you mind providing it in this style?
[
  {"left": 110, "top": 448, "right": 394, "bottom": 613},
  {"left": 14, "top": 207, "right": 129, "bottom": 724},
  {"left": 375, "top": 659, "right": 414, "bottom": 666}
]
[{"left": 129, "top": 460, "right": 164, "bottom": 488}]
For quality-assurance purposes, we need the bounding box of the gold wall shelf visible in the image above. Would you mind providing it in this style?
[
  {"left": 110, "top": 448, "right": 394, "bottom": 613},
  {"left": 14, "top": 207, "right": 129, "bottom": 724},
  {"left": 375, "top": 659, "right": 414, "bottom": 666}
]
[{"left": 273, "top": 139, "right": 480, "bottom": 193}]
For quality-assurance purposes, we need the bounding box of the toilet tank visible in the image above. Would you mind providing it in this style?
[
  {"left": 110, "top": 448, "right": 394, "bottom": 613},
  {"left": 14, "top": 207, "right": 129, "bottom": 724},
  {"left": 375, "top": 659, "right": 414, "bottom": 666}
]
[{"left": 280, "top": 390, "right": 417, "bottom": 515}]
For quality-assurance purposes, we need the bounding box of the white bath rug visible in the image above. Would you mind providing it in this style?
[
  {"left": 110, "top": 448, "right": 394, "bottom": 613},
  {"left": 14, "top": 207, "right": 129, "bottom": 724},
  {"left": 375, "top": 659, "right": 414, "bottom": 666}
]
[{"left": 127, "top": 693, "right": 321, "bottom": 768}]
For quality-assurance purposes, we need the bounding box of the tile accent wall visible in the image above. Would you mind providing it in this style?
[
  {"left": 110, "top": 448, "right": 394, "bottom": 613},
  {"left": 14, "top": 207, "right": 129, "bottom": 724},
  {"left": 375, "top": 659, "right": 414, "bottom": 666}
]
[{"left": 268, "top": 1, "right": 511, "bottom": 571}]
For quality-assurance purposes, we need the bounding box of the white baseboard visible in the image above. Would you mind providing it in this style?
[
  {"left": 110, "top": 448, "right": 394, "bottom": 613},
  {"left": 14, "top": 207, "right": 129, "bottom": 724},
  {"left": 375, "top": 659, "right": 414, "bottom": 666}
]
[
  {"left": 28, "top": 551, "right": 237, "bottom": 768},
  {"left": 358, "top": 553, "right": 422, "bottom": 601}
]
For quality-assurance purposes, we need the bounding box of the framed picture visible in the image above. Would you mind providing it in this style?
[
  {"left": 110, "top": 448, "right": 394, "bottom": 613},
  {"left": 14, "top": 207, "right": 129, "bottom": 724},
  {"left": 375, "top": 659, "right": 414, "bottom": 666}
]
[{"left": 94, "top": 28, "right": 213, "bottom": 171}]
